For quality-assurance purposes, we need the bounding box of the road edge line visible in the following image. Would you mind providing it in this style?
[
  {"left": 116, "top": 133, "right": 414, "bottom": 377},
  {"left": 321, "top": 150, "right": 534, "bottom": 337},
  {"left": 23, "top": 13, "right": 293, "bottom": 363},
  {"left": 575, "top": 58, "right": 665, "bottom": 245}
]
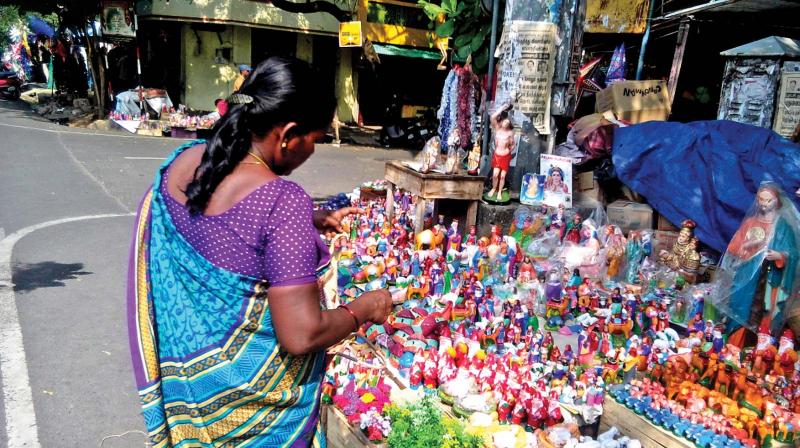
[{"left": 0, "top": 213, "right": 134, "bottom": 448}]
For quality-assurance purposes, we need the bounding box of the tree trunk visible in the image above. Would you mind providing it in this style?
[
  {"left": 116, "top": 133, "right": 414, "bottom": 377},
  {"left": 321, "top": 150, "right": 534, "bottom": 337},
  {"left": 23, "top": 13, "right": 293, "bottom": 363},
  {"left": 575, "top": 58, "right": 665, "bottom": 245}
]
[{"left": 82, "top": 29, "right": 104, "bottom": 118}]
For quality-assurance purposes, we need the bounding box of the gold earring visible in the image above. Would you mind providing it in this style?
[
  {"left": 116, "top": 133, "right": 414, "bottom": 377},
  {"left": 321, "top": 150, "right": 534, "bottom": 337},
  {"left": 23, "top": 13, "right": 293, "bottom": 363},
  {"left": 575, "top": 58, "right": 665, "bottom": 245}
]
[{"left": 281, "top": 141, "right": 288, "bottom": 149}]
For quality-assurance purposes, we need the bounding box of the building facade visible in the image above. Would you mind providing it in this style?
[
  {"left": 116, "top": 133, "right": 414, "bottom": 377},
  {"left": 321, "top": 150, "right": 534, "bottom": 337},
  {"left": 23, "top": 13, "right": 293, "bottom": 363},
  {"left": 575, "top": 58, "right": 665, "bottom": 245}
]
[{"left": 135, "top": 0, "right": 446, "bottom": 124}]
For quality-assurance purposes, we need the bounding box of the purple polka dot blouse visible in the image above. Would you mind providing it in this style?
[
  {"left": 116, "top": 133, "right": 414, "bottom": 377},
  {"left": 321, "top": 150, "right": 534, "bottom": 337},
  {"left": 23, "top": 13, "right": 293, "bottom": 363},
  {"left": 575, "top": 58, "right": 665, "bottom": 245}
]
[{"left": 161, "top": 166, "right": 330, "bottom": 286}]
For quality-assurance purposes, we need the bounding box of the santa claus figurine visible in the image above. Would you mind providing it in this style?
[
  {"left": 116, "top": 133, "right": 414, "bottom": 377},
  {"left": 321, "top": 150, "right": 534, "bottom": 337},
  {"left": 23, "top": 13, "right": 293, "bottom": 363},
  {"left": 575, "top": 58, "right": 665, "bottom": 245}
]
[
  {"left": 773, "top": 329, "right": 798, "bottom": 378},
  {"left": 753, "top": 320, "right": 778, "bottom": 378},
  {"left": 423, "top": 348, "right": 439, "bottom": 389}
]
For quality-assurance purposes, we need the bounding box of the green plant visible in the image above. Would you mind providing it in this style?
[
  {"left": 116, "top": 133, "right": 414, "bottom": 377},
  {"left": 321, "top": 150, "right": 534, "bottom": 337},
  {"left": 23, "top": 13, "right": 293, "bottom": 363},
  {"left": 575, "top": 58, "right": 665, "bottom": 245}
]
[
  {"left": 0, "top": 6, "right": 60, "bottom": 50},
  {"left": 0, "top": 6, "right": 23, "bottom": 49},
  {"left": 385, "top": 395, "right": 482, "bottom": 448},
  {"left": 417, "top": 0, "right": 498, "bottom": 72}
]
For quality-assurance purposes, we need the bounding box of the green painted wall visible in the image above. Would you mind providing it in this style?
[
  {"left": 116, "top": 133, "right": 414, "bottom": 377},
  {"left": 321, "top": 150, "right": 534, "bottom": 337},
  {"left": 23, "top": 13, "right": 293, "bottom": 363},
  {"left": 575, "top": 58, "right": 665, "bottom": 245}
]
[
  {"left": 138, "top": 0, "right": 339, "bottom": 35},
  {"left": 182, "top": 24, "right": 251, "bottom": 110}
]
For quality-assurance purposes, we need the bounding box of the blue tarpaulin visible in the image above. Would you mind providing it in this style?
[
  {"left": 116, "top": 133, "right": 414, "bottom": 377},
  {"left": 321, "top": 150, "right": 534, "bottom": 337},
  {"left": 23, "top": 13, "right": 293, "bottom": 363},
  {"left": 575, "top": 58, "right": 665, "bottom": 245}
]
[
  {"left": 27, "top": 15, "right": 55, "bottom": 38},
  {"left": 612, "top": 120, "right": 800, "bottom": 253}
]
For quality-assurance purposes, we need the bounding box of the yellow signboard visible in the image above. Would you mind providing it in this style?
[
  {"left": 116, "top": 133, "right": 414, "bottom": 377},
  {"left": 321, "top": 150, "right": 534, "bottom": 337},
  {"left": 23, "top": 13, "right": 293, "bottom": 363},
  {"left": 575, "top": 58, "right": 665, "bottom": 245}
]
[
  {"left": 339, "top": 21, "right": 363, "bottom": 47},
  {"left": 585, "top": 0, "right": 650, "bottom": 34}
]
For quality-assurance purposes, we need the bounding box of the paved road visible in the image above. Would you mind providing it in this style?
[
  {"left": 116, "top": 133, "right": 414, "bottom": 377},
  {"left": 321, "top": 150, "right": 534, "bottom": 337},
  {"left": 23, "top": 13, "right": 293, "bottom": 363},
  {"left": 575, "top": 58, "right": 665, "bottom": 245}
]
[{"left": 0, "top": 99, "right": 413, "bottom": 447}]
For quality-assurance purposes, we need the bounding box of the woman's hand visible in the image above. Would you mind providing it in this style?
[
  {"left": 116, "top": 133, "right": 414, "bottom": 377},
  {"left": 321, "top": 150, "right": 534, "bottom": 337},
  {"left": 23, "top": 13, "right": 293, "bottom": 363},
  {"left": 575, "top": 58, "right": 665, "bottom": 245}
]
[
  {"left": 353, "top": 289, "right": 393, "bottom": 324},
  {"left": 313, "top": 207, "right": 363, "bottom": 235}
]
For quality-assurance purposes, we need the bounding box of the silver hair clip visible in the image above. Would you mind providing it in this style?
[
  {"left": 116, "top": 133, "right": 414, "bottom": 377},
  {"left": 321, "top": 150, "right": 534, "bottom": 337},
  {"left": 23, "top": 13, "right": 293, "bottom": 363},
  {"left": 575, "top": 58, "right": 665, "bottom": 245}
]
[{"left": 227, "top": 93, "right": 254, "bottom": 104}]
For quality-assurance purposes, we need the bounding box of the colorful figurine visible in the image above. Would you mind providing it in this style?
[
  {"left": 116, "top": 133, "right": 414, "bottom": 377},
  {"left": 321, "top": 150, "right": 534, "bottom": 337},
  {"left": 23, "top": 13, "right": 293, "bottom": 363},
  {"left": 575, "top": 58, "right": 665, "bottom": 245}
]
[{"left": 485, "top": 103, "right": 515, "bottom": 203}]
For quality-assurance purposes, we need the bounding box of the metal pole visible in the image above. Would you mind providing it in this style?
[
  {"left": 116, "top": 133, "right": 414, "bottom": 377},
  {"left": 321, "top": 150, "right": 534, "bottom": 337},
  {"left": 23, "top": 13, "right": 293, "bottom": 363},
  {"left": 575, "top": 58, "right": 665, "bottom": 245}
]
[
  {"left": 635, "top": 0, "right": 657, "bottom": 80},
  {"left": 480, "top": 0, "right": 501, "bottom": 159},
  {"left": 667, "top": 18, "right": 690, "bottom": 105},
  {"left": 134, "top": 13, "right": 145, "bottom": 117}
]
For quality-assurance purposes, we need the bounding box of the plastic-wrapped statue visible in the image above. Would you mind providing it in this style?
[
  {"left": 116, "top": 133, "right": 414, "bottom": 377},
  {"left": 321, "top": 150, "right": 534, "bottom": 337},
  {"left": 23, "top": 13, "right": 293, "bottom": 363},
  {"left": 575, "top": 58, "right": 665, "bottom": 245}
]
[
  {"left": 626, "top": 231, "right": 645, "bottom": 284},
  {"left": 445, "top": 129, "right": 461, "bottom": 175},
  {"left": 467, "top": 141, "right": 481, "bottom": 175},
  {"left": 679, "top": 237, "right": 701, "bottom": 280},
  {"left": 420, "top": 136, "right": 440, "bottom": 173},
  {"left": 714, "top": 182, "right": 800, "bottom": 341},
  {"left": 604, "top": 225, "right": 627, "bottom": 280},
  {"left": 485, "top": 103, "right": 515, "bottom": 203}
]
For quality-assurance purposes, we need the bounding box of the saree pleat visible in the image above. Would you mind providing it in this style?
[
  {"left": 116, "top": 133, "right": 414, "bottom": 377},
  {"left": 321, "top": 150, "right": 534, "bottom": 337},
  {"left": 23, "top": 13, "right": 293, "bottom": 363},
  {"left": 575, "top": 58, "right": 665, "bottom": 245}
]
[{"left": 127, "top": 141, "right": 325, "bottom": 447}]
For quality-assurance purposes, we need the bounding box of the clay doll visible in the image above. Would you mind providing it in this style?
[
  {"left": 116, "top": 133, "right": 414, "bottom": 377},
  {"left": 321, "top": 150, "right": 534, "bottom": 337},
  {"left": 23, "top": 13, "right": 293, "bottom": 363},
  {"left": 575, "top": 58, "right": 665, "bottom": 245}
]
[
  {"left": 563, "top": 212, "right": 582, "bottom": 244},
  {"left": 485, "top": 103, "right": 515, "bottom": 202},
  {"left": 658, "top": 219, "right": 697, "bottom": 269},
  {"left": 463, "top": 225, "right": 477, "bottom": 247},
  {"left": 517, "top": 256, "right": 535, "bottom": 283},
  {"left": 548, "top": 204, "right": 566, "bottom": 240}
]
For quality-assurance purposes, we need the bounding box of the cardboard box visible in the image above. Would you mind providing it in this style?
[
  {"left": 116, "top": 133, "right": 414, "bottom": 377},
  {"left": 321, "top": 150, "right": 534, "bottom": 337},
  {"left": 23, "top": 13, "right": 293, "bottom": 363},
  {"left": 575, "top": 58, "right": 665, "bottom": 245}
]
[
  {"left": 596, "top": 80, "right": 671, "bottom": 123},
  {"left": 653, "top": 230, "right": 679, "bottom": 256},
  {"left": 657, "top": 214, "right": 680, "bottom": 231},
  {"left": 606, "top": 200, "right": 653, "bottom": 233},
  {"left": 573, "top": 171, "right": 604, "bottom": 204}
]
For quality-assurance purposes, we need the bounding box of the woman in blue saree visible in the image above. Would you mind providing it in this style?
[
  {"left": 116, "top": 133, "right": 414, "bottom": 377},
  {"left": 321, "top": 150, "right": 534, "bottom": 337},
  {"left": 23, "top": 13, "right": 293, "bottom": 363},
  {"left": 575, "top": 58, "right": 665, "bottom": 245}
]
[{"left": 127, "top": 57, "right": 392, "bottom": 447}]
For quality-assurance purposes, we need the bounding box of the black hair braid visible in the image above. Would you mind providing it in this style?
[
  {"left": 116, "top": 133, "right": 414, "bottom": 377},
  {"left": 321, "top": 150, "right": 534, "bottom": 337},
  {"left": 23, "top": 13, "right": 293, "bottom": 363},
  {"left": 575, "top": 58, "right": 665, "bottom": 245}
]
[
  {"left": 182, "top": 56, "right": 336, "bottom": 216},
  {"left": 184, "top": 108, "right": 252, "bottom": 216}
]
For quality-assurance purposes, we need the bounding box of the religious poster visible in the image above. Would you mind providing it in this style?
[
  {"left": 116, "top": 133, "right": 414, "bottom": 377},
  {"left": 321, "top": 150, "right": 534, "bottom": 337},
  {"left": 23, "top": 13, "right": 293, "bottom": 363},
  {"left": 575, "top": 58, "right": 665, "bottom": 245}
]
[
  {"left": 540, "top": 154, "right": 573, "bottom": 208},
  {"left": 495, "top": 21, "right": 557, "bottom": 135},
  {"left": 102, "top": 1, "right": 135, "bottom": 38},
  {"left": 773, "top": 64, "right": 800, "bottom": 139},
  {"left": 520, "top": 173, "right": 546, "bottom": 205}
]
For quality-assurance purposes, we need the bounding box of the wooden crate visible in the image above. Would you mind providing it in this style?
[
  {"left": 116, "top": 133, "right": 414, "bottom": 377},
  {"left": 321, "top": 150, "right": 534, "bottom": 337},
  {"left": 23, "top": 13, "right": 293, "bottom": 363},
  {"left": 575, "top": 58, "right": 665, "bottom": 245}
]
[
  {"left": 325, "top": 405, "right": 383, "bottom": 448},
  {"left": 599, "top": 399, "right": 694, "bottom": 448}
]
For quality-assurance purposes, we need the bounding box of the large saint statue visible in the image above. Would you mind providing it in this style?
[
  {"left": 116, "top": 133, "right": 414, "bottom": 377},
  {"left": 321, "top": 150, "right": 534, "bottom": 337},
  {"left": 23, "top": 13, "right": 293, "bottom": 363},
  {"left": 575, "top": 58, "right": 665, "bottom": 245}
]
[{"left": 715, "top": 182, "right": 800, "bottom": 345}]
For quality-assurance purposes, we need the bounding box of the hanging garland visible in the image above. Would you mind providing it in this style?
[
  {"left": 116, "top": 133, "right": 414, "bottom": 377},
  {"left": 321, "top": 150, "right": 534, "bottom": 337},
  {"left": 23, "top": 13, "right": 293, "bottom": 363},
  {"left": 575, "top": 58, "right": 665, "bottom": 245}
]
[
  {"left": 455, "top": 67, "right": 472, "bottom": 150},
  {"left": 437, "top": 69, "right": 458, "bottom": 148},
  {"left": 438, "top": 65, "right": 482, "bottom": 151}
]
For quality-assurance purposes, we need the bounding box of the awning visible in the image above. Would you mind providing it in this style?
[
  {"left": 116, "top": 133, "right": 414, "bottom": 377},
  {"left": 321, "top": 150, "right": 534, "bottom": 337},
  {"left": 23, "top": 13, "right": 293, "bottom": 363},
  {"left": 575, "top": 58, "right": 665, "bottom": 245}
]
[{"left": 372, "top": 43, "right": 441, "bottom": 60}]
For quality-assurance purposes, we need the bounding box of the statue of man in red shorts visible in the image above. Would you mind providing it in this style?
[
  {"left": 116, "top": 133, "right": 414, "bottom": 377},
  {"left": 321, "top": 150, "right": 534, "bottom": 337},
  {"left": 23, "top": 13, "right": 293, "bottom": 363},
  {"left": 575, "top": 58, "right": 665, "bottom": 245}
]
[{"left": 486, "top": 103, "right": 515, "bottom": 202}]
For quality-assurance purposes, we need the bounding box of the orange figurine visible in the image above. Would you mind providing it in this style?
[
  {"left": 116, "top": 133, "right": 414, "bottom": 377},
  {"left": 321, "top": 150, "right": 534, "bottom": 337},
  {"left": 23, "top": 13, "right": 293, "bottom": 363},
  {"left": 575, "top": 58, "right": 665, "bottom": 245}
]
[
  {"left": 741, "top": 376, "right": 765, "bottom": 417},
  {"left": 714, "top": 364, "right": 734, "bottom": 396}
]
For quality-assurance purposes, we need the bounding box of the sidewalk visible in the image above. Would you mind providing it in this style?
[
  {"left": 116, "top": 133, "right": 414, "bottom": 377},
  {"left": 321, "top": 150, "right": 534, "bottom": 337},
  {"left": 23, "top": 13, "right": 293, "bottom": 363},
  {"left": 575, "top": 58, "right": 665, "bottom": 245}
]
[{"left": 334, "top": 123, "right": 382, "bottom": 148}]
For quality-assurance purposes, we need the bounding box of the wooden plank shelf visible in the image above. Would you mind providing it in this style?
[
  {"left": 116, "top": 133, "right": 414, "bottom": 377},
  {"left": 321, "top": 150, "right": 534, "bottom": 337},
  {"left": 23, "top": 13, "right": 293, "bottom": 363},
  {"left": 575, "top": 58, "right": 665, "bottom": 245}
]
[
  {"left": 384, "top": 160, "right": 485, "bottom": 233},
  {"left": 599, "top": 398, "right": 694, "bottom": 448},
  {"left": 325, "top": 405, "right": 383, "bottom": 448}
]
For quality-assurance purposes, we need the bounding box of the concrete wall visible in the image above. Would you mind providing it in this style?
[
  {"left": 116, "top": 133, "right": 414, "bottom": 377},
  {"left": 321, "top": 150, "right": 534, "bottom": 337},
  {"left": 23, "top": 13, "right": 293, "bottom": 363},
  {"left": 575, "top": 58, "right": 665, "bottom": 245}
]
[
  {"left": 296, "top": 34, "right": 313, "bottom": 63},
  {"left": 138, "top": 0, "right": 339, "bottom": 35},
  {"left": 182, "top": 24, "right": 251, "bottom": 110},
  {"left": 335, "top": 48, "right": 359, "bottom": 124}
]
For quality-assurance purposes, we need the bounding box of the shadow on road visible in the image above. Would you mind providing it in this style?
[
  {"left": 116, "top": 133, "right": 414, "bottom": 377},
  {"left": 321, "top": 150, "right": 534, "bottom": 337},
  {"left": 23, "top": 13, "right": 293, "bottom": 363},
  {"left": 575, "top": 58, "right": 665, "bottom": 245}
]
[
  {"left": 0, "top": 98, "right": 52, "bottom": 124},
  {"left": 13, "top": 261, "right": 92, "bottom": 292}
]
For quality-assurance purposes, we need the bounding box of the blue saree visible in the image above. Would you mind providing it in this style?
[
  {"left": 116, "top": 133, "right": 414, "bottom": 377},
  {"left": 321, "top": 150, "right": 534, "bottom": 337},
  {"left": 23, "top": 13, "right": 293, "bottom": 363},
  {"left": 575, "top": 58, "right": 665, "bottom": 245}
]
[{"left": 127, "top": 142, "right": 326, "bottom": 447}]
